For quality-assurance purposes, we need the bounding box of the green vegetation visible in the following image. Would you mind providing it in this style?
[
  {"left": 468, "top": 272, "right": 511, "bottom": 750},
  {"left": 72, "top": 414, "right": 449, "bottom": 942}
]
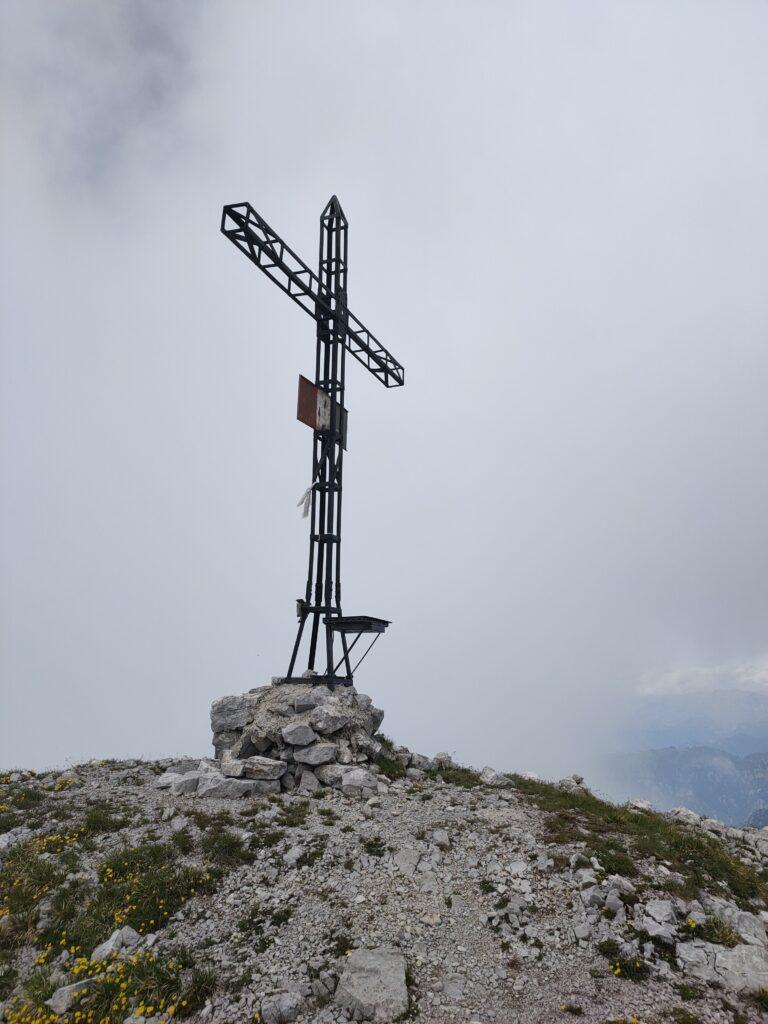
[
  {"left": 279, "top": 801, "right": 310, "bottom": 828},
  {"left": 751, "top": 988, "right": 768, "bottom": 1011},
  {"left": 586, "top": 842, "right": 637, "bottom": 878},
  {"left": 7, "top": 948, "right": 215, "bottom": 1024},
  {"left": 559, "top": 1005, "right": 583, "bottom": 1016},
  {"left": 670, "top": 1009, "right": 700, "bottom": 1024},
  {"left": 52, "top": 775, "right": 80, "bottom": 793},
  {"left": 188, "top": 809, "right": 234, "bottom": 830},
  {"left": 596, "top": 939, "right": 621, "bottom": 959},
  {"left": 270, "top": 906, "right": 293, "bottom": 927},
  {"left": 81, "top": 801, "right": 129, "bottom": 834},
  {"left": 633, "top": 929, "right": 676, "bottom": 964},
  {"left": 426, "top": 764, "right": 481, "bottom": 789},
  {"left": 325, "top": 930, "right": 353, "bottom": 957},
  {"left": 8, "top": 786, "right": 44, "bottom": 808},
  {"left": 479, "top": 879, "right": 495, "bottom": 894},
  {"left": 0, "top": 784, "right": 52, "bottom": 835},
  {"left": 250, "top": 828, "right": 284, "bottom": 850},
  {"left": 393, "top": 960, "right": 421, "bottom": 1021},
  {"left": 39, "top": 842, "right": 214, "bottom": 955},
  {"left": 360, "top": 836, "right": 386, "bottom": 858},
  {"left": 0, "top": 844, "right": 62, "bottom": 947},
  {"left": 607, "top": 957, "right": 650, "bottom": 982},
  {"left": 373, "top": 751, "right": 406, "bottom": 781},
  {"left": 296, "top": 836, "right": 327, "bottom": 868},
  {"left": 171, "top": 828, "right": 195, "bottom": 854},
  {"left": 238, "top": 800, "right": 268, "bottom": 818},
  {"left": 237, "top": 909, "right": 273, "bottom": 953},
  {"left": 675, "top": 983, "right": 703, "bottom": 1001},
  {"left": 682, "top": 915, "right": 742, "bottom": 947},
  {"left": 236, "top": 904, "right": 293, "bottom": 953},
  {"left": 597, "top": 937, "right": 655, "bottom": 982},
  {"left": 511, "top": 774, "right": 768, "bottom": 907},
  {"left": 21, "top": 966, "right": 57, "bottom": 1004},
  {"left": 0, "top": 956, "right": 19, "bottom": 1000},
  {"left": 200, "top": 829, "right": 253, "bottom": 867},
  {"left": 0, "top": 810, "right": 20, "bottom": 835}
]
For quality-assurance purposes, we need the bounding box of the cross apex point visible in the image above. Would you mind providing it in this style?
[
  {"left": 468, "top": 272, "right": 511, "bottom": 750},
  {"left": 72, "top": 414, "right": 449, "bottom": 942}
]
[{"left": 322, "top": 194, "right": 347, "bottom": 225}]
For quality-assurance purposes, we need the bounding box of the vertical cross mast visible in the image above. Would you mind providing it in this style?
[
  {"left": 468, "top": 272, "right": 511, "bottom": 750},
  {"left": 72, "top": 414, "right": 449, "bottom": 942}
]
[{"left": 305, "top": 197, "right": 349, "bottom": 678}]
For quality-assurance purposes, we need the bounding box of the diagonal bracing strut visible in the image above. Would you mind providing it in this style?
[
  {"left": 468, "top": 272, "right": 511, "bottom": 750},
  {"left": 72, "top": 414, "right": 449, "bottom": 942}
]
[{"left": 221, "top": 203, "right": 404, "bottom": 389}]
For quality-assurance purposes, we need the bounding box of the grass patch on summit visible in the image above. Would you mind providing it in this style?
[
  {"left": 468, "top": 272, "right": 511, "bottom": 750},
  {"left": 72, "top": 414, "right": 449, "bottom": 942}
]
[
  {"left": 171, "top": 828, "right": 195, "bottom": 855},
  {"left": 359, "top": 836, "right": 386, "bottom": 858},
  {"left": 200, "top": 829, "right": 253, "bottom": 867},
  {"left": 373, "top": 752, "right": 406, "bottom": 781},
  {"left": 426, "top": 764, "right": 481, "bottom": 789},
  {"left": 372, "top": 733, "right": 409, "bottom": 778},
  {"left": 511, "top": 775, "right": 768, "bottom": 907},
  {"left": 5, "top": 786, "right": 44, "bottom": 809},
  {"left": 0, "top": 956, "right": 19, "bottom": 1000},
  {"left": 0, "top": 844, "right": 62, "bottom": 948},
  {"left": 586, "top": 842, "right": 637, "bottom": 878},
  {"left": 670, "top": 1009, "right": 701, "bottom": 1024},
  {"left": 39, "top": 842, "right": 215, "bottom": 956},
  {"left": 681, "top": 916, "right": 742, "bottom": 947},
  {"left": 7, "top": 949, "right": 215, "bottom": 1024},
  {"left": 372, "top": 733, "right": 406, "bottom": 781},
  {"left": 296, "top": 836, "right": 327, "bottom": 868},
  {"left": 0, "top": 810, "right": 20, "bottom": 835},
  {"left": 278, "top": 801, "right": 310, "bottom": 828},
  {"left": 81, "top": 801, "right": 130, "bottom": 834},
  {"left": 674, "top": 983, "right": 703, "bottom": 1001}
]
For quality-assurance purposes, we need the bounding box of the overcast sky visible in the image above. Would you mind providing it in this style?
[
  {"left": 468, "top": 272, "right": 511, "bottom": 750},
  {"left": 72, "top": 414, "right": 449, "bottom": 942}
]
[{"left": 2, "top": 1, "right": 767, "bottom": 782}]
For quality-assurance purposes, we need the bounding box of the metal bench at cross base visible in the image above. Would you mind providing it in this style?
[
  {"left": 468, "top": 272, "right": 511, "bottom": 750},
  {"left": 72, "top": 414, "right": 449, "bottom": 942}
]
[
  {"left": 279, "top": 615, "right": 391, "bottom": 687},
  {"left": 327, "top": 615, "right": 390, "bottom": 635},
  {"left": 325, "top": 615, "right": 390, "bottom": 684}
]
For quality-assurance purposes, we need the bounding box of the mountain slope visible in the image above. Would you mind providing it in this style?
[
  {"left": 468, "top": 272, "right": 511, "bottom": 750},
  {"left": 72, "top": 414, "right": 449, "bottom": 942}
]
[{"left": 2, "top": 750, "right": 768, "bottom": 1024}]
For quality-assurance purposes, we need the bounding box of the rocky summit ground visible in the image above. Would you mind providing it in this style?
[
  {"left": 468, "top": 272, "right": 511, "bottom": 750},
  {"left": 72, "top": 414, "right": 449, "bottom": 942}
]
[{"left": 2, "top": 690, "right": 768, "bottom": 1024}]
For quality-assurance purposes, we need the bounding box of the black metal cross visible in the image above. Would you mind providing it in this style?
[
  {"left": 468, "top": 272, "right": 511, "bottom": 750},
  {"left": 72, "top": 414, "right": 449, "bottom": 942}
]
[{"left": 221, "top": 197, "right": 404, "bottom": 685}]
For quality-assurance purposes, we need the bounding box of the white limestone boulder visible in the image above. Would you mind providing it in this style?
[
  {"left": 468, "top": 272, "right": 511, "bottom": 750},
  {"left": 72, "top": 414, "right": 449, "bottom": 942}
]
[
  {"left": 334, "top": 946, "right": 408, "bottom": 1022},
  {"left": 294, "top": 742, "right": 338, "bottom": 766},
  {"left": 281, "top": 722, "right": 318, "bottom": 746}
]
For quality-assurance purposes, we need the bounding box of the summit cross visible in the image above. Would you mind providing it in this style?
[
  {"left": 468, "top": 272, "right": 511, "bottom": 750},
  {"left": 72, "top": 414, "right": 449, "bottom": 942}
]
[{"left": 221, "top": 197, "right": 405, "bottom": 685}]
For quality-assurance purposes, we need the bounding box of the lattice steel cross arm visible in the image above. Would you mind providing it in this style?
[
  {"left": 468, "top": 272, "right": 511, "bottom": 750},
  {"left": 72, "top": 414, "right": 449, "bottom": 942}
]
[{"left": 221, "top": 202, "right": 405, "bottom": 388}]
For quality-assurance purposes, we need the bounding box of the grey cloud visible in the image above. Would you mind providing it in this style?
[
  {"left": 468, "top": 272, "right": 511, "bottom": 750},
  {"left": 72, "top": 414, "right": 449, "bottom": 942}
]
[
  {"left": 1, "top": 0, "right": 767, "bottom": 783},
  {"left": 1, "top": 1, "right": 201, "bottom": 189}
]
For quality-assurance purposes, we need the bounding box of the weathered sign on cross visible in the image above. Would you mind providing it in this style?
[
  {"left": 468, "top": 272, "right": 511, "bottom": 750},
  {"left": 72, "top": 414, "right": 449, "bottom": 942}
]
[{"left": 221, "top": 197, "right": 404, "bottom": 685}]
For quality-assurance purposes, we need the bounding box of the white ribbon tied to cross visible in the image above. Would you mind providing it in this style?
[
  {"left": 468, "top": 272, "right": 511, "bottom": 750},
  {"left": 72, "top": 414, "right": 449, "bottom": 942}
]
[{"left": 296, "top": 485, "right": 313, "bottom": 518}]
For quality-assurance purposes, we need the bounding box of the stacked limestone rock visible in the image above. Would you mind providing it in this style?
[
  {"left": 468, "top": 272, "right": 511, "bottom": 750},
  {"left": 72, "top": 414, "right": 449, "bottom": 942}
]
[{"left": 158, "top": 680, "right": 430, "bottom": 800}]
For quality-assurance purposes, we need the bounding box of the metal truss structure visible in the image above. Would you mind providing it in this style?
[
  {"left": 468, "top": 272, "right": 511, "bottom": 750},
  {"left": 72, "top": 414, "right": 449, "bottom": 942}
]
[{"left": 221, "top": 197, "right": 404, "bottom": 684}]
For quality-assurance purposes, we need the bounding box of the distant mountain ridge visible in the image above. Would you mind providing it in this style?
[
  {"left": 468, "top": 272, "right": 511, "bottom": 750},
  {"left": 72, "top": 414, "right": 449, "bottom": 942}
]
[
  {"left": 605, "top": 745, "right": 768, "bottom": 825},
  {"left": 749, "top": 807, "right": 768, "bottom": 828},
  {"left": 628, "top": 687, "right": 768, "bottom": 757},
  {"left": 599, "top": 681, "right": 768, "bottom": 824}
]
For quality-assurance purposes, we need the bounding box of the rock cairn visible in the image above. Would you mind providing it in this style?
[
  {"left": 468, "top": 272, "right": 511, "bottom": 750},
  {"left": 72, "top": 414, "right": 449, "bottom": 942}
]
[{"left": 157, "top": 681, "right": 428, "bottom": 801}]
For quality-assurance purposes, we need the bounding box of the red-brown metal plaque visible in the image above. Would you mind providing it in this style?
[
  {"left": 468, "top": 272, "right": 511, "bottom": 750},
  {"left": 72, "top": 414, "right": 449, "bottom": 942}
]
[{"left": 297, "top": 375, "right": 347, "bottom": 448}]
